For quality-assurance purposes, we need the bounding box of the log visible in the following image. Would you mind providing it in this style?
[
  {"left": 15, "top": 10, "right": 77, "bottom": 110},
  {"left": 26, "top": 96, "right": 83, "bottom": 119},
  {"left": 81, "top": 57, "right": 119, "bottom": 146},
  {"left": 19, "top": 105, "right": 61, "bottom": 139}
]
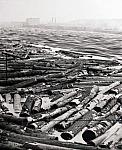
[
  {"left": 100, "top": 126, "right": 122, "bottom": 149},
  {"left": 1, "top": 130, "right": 58, "bottom": 144},
  {"left": 0, "top": 121, "right": 25, "bottom": 134},
  {"left": 0, "top": 70, "right": 43, "bottom": 79},
  {"left": 50, "top": 90, "right": 77, "bottom": 108},
  {"left": 88, "top": 103, "right": 120, "bottom": 127},
  {"left": 99, "top": 81, "right": 120, "bottom": 94},
  {"left": 60, "top": 110, "right": 93, "bottom": 140},
  {"left": 40, "top": 106, "right": 80, "bottom": 132},
  {"left": 33, "top": 65, "right": 66, "bottom": 71},
  {"left": 93, "top": 94, "right": 115, "bottom": 112},
  {"left": 89, "top": 122, "right": 122, "bottom": 146},
  {"left": 32, "top": 96, "right": 42, "bottom": 114},
  {"left": 0, "top": 114, "right": 32, "bottom": 126},
  {"left": 23, "top": 142, "right": 76, "bottom": 150},
  {"left": 20, "top": 95, "right": 35, "bottom": 117},
  {"left": 86, "top": 81, "right": 120, "bottom": 111},
  {"left": 54, "top": 86, "right": 99, "bottom": 130},
  {"left": 82, "top": 111, "right": 121, "bottom": 143},
  {"left": 0, "top": 143, "right": 23, "bottom": 150},
  {"left": 31, "top": 105, "right": 72, "bottom": 123},
  {"left": 2, "top": 51, "right": 23, "bottom": 59},
  {"left": 13, "top": 93, "right": 22, "bottom": 113},
  {"left": 0, "top": 78, "right": 37, "bottom": 94}
]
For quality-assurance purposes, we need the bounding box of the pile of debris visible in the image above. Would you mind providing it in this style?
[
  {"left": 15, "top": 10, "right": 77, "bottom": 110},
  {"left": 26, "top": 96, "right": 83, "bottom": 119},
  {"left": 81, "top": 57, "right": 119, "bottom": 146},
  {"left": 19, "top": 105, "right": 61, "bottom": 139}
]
[{"left": 0, "top": 41, "right": 122, "bottom": 150}]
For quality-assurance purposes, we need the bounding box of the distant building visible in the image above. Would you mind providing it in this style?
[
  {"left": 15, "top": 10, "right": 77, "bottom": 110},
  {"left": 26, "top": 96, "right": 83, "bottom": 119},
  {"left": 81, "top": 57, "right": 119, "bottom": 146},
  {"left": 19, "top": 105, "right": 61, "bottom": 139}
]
[{"left": 26, "top": 18, "right": 40, "bottom": 26}]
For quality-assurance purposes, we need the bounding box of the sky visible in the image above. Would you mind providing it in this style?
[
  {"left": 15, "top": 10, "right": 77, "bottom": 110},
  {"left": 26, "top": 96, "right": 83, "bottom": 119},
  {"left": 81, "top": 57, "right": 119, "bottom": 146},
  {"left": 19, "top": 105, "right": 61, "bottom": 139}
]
[{"left": 0, "top": 0, "right": 122, "bottom": 23}]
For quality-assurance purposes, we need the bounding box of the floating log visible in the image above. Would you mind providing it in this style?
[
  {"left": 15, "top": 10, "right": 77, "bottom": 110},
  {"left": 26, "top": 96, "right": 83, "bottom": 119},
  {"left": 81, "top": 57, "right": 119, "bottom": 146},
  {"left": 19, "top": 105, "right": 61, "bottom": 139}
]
[
  {"left": 89, "top": 122, "right": 122, "bottom": 146},
  {"left": 0, "top": 78, "right": 37, "bottom": 94},
  {"left": 2, "top": 51, "right": 23, "bottom": 59},
  {"left": 60, "top": 110, "right": 93, "bottom": 140},
  {"left": 0, "top": 121, "right": 25, "bottom": 134},
  {"left": 55, "top": 85, "right": 99, "bottom": 130},
  {"left": 89, "top": 102, "right": 121, "bottom": 128},
  {"left": 100, "top": 125, "right": 122, "bottom": 149},
  {"left": 0, "top": 142, "right": 23, "bottom": 150},
  {"left": 31, "top": 105, "right": 72, "bottom": 123},
  {"left": 20, "top": 95, "right": 35, "bottom": 117},
  {"left": 32, "top": 96, "right": 42, "bottom": 114},
  {"left": 93, "top": 94, "right": 115, "bottom": 112},
  {"left": 23, "top": 142, "right": 76, "bottom": 150},
  {"left": 40, "top": 107, "right": 78, "bottom": 132},
  {"left": 13, "top": 93, "right": 22, "bottom": 113},
  {"left": 82, "top": 111, "right": 121, "bottom": 143},
  {"left": 0, "top": 114, "right": 32, "bottom": 126},
  {"left": 50, "top": 90, "right": 77, "bottom": 108},
  {"left": 1, "top": 130, "right": 58, "bottom": 145}
]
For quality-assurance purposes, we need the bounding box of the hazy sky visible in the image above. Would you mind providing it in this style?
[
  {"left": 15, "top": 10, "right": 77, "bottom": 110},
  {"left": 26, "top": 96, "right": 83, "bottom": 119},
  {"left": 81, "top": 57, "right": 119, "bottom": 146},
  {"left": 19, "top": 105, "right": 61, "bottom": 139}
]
[{"left": 0, "top": 0, "right": 122, "bottom": 23}]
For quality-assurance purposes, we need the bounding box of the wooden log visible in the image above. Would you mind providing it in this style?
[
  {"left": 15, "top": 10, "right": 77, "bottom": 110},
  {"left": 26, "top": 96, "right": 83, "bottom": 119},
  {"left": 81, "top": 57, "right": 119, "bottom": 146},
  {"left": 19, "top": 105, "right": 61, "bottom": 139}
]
[
  {"left": 89, "top": 122, "right": 122, "bottom": 146},
  {"left": 1, "top": 130, "right": 58, "bottom": 144},
  {"left": 13, "top": 93, "right": 22, "bottom": 113},
  {"left": 93, "top": 94, "right": 115, "bottom": 112},
  {"left": 33, "top": 65, "right": 66, "bottom": 71},
  {"left": 2, "top": 51, "right": 23, "bottom": 59},
  {"left": 40, "top": 107, "right": 78, "bottom": 132},
  {"left": 0, "top": 114, "right": 32, "bottom": 126},
  {"left": 32, "top": 96, "right": 42, "bottom": 114},
  {"left": 60, "top": 110, "right": 93, "bottom": 140},
  {"left": 55, "top": 85, "right": 99, "bottom": 130},
  {"left": 0, "top": 70, "right": 43, "bottom": 79},
  {"left": 23, "top": 142, "right": 76, "bottom": 150},
  {"left": 0, "top": 121, "right": 25, "bottom": 134},
  {"left": 82, "top": 111, "right": 121, "bottom": 143},
  {"left": 0, "top": 102, "right": 13, "bottom": 115},
  {"left": 100, "top": 125, "right": 122, "bottom": 149},
  {"left": 0, "top": 143, "right": 23, "bottom": 150},
  {"left": 89, "top": 102, "right": 120, "bottom": 127},
  {"left": 50, "top": 90, "right": 77, "bottom": 108},
  {"left": 31, "top": 105, "right": 72, "bottom": 123},
  {"left": 86, "top": 81, "right": 120, "bottom": 111},
  {"left": 0, "top": 78, "right": 37, "bottom": 94},
  {"left": 20, "top": 95, "right": 35, "bottom": 117},
  {"left": 99, "top": 81, "right": 120, "bottom": 94}
]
